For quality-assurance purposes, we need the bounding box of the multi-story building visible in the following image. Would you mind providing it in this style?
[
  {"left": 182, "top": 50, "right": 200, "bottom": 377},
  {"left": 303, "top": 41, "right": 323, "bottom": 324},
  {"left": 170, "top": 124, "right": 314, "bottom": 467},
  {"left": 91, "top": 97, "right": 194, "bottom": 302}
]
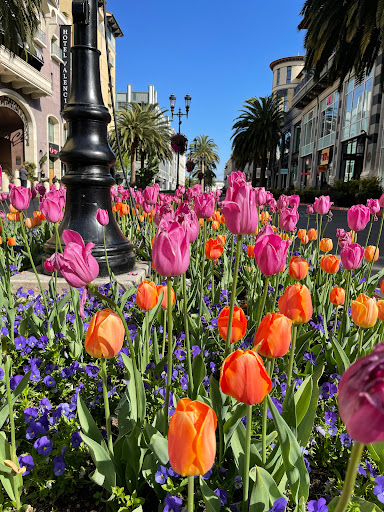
[
  {"left": 270, "top": 56, "right": 305, "bottom": 112},
  {"left": 0, "top": 0, "right": 122, "bottom": 191},
  {"left": 115, "top": 84, "right": 185, "bottom": 189},
  {"left": 272, "top": 52, "right": 384, "bottom": 191}
]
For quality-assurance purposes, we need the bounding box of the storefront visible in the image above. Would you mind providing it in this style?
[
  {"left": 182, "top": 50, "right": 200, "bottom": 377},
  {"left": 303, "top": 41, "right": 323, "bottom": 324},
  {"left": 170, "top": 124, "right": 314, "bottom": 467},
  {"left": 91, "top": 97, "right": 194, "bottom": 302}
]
[
  {"left": 340, "top": 136, "right": 366, "bottom": 182},
  {"left": 301, "top": 156, "right": 312, "bottom": 188}
]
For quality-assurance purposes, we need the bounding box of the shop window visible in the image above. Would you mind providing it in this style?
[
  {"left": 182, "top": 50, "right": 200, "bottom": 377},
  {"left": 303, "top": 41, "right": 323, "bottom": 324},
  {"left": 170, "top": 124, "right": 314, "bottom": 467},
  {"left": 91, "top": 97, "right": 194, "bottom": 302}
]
[{"left": 342, "top": 71, "right": 373, "bottom": 141}]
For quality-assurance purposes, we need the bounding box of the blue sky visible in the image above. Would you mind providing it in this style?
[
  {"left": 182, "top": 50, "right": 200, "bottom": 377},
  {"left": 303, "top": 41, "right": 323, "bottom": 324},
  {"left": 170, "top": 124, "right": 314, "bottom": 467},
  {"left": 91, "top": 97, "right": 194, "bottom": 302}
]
[{"left": 107, "top": 0, "right": 305, "bottom": 179}]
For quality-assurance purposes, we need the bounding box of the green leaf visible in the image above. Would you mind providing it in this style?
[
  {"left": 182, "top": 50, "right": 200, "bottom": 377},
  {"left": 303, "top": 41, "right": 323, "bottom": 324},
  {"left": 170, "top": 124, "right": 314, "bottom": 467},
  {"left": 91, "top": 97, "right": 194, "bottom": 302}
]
[
  {"left": 249, "top": 466, "right": 285, "bottom": 512},
  {"left": 199, "top": 477, "right": 222, "bottom": 512},
  {"left": 209, "top": 376, "right": 226, "bottom": 424},
  {"left": 230, "top": 421, "right": 263, "bottom": 477},
  {"left": 282, "top": 385, "right": 297, "bottom": 433},
  {"left": 81, "top": 432, "right": 116, "bottom": 493},
  {"left": 120, "top": 287, "right": 136, "bottom": 310},
  {"left": 328, "top": 496, "right": 379, "bottom": 512},
  {"left": 121, "top": 353, "right": 146, "bottom": 423},
  {"left": 223, "top": 403, "right": 247, "bottom": 450},
  {"left": 297, "top": 365, "right": 324, "bottom": 447},
  {"left": 331, "top": 335, "right": 350, "bottom": 374},
  {"left": 0, "top": 370, "right": 31, "bottom": 430},
  {"left": 77, "top": 395, "right": 103, "bottom": 444},
  {"left": 192, "top": 353, "right": 206, "bottom": 400},
  {"left": 267, "top": 396, "right": 309, "bottom": 504},
  {"left": 148, "top": 433, "right": 168, "bottom": 466},
  {"left": 294, "top": 375, "right": 313, "bottom": 427}
]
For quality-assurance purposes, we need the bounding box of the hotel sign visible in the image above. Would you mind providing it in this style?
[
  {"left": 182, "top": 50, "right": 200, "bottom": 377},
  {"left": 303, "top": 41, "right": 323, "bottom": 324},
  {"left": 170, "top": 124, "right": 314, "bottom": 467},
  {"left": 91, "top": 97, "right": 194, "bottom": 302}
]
[{"left": 60, "top": 25, "right": 71, "bottom": 112}]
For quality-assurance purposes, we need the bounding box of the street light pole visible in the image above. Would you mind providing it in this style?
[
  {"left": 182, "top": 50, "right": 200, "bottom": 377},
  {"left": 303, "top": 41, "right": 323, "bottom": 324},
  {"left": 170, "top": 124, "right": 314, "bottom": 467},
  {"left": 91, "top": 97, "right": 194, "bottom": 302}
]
[
  {"left": 43, "top": 0, "right": 135, "bottom": 275},
  {"left": 169, "top": 93, "right": 191, "bottom": 189}
]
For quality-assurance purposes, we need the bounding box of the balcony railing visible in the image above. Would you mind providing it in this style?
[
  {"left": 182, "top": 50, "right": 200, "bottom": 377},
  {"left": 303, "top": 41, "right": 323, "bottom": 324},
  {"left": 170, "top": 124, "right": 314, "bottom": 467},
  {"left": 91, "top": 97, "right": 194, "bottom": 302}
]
[
  {"left": 33, "top": 28, "right": 47, "bottom": 47},
  {"left": 293, "top": 70, "right": 315, "bottom": 96},
  {"left": 51, "top": 41, "right": 63, "bottom": 62}
]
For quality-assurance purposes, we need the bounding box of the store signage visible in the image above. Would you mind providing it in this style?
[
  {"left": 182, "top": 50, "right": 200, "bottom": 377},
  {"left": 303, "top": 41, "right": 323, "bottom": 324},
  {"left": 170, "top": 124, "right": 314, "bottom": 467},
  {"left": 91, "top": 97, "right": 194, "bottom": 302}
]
[
  {"left": 0, "top": 96, "right": 29, "bottom": 145},
  {"left": 318, "top": 165, "right": 328, "bottom": 172},
  {"left": 321, "top": 147, "right": 330, "bottom": 165},
  {"left": 60, "top": 25, "right": 71, "bottom": 112},
  {"left": 327, "top": 95, "right": 332, "bottom": 105},
  {"left": 280, "top": 168, "right": 288, "bottom": 175},
  {"left": 301, "top": 172, "right": 311, "bottom": 176},
  {"left": 49, "top": 143, "right": 60, "bottom": 158}
]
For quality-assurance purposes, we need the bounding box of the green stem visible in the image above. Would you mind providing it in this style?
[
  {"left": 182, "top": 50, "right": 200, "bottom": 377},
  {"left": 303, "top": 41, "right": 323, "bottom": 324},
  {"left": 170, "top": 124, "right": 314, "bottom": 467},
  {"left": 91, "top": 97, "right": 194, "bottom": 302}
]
[
  {"left": 338, "top": 271, "right": 351, "bottom": 345},
  {"left": 287, "top": 325, "right": 298, "bottom": 387},
  {"left": 163, "top": 278, "right": 173, "bottom": 436},
  {"left": 199, "top": 221, "right": 207, "bottom": 324},
  {"left": 262, "top": 360, "right": 272, "bottom": 464},
  {"left": 101, "top": 358, "right": 113, "bottom": 455},
  {"left": 188, "top": 475, "right": 194, "bottom": 512},
  {"left": 161, "top": 310, "right": 167, "bottom": 358},
  {"left": 255, "top": 276, "right": 270, "bottom": 328},
  {"left": 367, "top": 209, "right": 384, "bottom": 284},
  {"left": 211, "top": 260, "right": 215, "bottom": 305},
  {"left": 243, "top": 404, "right": 253, "bottom": 512},
  {"left": 333, "top": 442, "right": 364, "bottom": 512},
  {"left": 334, "top": 306, "right": 339, "bottom": 338},
  {"left": 365, "top": 217, "right": 373, "bottom": 247},
  {"left": 182, "top": 273, "right": 193, "bottom": 397},
  {"left": 358, "top": 328, "right": 365, "bottom": 359},
  {"left": 145, "top": 310, "right": 150, "bottom": 367},
  {"left": 224, "top": 234, "right": 243, "bottom": 357},
  {"left": 103, "top": 226, "right": 112, "bottom": 287}
]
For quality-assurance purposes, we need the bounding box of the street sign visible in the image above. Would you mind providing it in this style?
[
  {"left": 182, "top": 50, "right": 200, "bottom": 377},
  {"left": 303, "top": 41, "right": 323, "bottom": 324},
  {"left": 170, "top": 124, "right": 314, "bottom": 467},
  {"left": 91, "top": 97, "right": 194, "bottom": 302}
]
[{"left": 280, "top": 168, "right": 288, "bottom": 175}]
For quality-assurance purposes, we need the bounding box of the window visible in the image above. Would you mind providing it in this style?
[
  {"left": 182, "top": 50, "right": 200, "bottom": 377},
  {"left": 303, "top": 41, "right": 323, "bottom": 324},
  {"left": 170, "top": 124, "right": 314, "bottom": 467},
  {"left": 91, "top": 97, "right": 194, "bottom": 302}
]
[
  {"left": 301, "top": 108, "right": 317, "bottom": 157},
  {"left": 342, "top": 71, "right": 373, "bottom": 140},
  {"left": 284, "top": 96, "right": 288, "bottom": 112},
  {"left": 286, "top": 66, "right": 292, "bottom": 84},
  {"left": 293, "top": 123, "right": 301, "bottom": 153},
  {"left": 277, "top": 68, "right": 280, "bottom": 86},
  {"left": 318, "top": 92, "right": 339, "bottom": 150},
  {"left": 48, "top": 118, "right": 55, "bottom": 142}
]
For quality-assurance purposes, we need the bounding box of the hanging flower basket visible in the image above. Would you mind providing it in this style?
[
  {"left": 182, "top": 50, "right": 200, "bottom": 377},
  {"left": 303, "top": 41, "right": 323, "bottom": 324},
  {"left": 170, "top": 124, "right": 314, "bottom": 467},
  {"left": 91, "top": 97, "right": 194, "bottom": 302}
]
[
  {"left": 186, "top": 160, "right": 195, "bottom": 173},
  {"left": 171, "top": 133, "right": 188, "bottom": 155}
]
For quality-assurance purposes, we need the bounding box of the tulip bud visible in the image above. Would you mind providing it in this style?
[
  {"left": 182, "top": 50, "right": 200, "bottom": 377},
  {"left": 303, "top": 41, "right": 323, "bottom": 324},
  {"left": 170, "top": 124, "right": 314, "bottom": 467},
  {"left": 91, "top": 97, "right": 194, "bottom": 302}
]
[
  {"left": 254, "top": 234, "right": 290, "bottom": 276},
  {"left": 330, "top": 286, "right": 345, "bottom": 306},
  {"left": 8, "top": 237, "right": 16, "bottom": 246},
  {"left": 85, "top": 309, "right": 124, "bottom": 358},
  {"left": 156, "top": 285, "right": 175, "bottom": 310},
  {"left": 278, "top": 283, "right": 313, "bottom": 324},
  {"left": 319, "top": 238, "right": 333, "bottom": 252},
  {"left": 313, "top": 196, "right": 333, "bottom": 215},
  {"left": 320, "top": 255, "right": 340, "bottom": 274},
  {"left": 307, "top": 228, "right": 317, "bottom": 240},
  {"left": 289, "top": 256, "right": 309, "bottom": 280},
  {"left": 9, "top": 186, "right": 31, "bottom": 211},
  {"left": 364, "top": 245, "right": 379, "bottom": 262},
  {"left": 246, "top": 245, "right": 255, "bottom": 258},
  {"left": 340, "top": 243, "right": 364, "bottom": 270},
  {"left": 351, "top": 294, "right": 378, "bottom": 328},
  {"left": 96, "top": 209, "right": 109, "bottom": 226},
  {"left": 254, "top": 313, "right": 292, "bottom": 358},
  {"left": 377, "top": 300, "right": 384, "bottom": 321},
  {"left": 218, "top": 306, "right": 247, "bottom": 343},
  {"left": 347, "top": 204, "right": 370, "bottom": 232},
  {"left": 136, "top": 281, "right": 159, "bottom": 311}
]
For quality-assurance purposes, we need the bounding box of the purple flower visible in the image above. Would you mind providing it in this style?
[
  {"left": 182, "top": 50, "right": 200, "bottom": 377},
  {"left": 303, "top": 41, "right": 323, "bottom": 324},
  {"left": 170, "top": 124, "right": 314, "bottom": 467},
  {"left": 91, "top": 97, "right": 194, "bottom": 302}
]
[
  {"left": 308, "top": 498, "right": 328, "bottom": 512},
  {"left": 191, "top": 345, "right": 201, "bottom": 358},
  {"left": 214, "top": 488, "right": 228, "bottom": 507},
  {"left": 10, "top": 375, "right": 24, "bottom": 391},
  {"left": 71, "top": 431, "right": 82, "bottom": 448},
  {"left": 321, "top": 382, "right": 338, "bottom": 399},
  {"left": 53, "top": 455, "right": 65, "bottom": 476},
  {"left": 202, "top": 468, "right": 213, "bottom": 480},
  {"left": 85, "top": 364, "right": 99, "bottom": 377},
  {"left": 155, "top": 465, "right": 168, "bottom": 484},
  {"left": 234, "top": 475, "right": 243, "bottom": 489},
  {"left": 358, "top": 465, "right": 367, "bottom": 476},
  {"left": 40, "top": 398, "right": 52, "bottom": 410},
  {"left": 14, "top": 336, "right": 26, "bottom": 350},
  {"left": 24, "top": 407, "right": 38, "bottom": 424},
  {"left": 18, "top": 454, "right": 34, "bottom": 476},
  {"left": 373, "top": 476, "right": 384, "bottom": 503},
  {"left": 267, "top": 497, "right": 288, "bottom": 512},
  {"left": 163, "top": 493, "right": 182, "bottom": 512},
  {"left": 34, "top": 436, "right": 53, "bottom": 455},
  {"left": 324, "top": 411, "right": 337, "bottom": 426},
  {"left": 340, "top": 433, "right": 352, "bottom": 447},
  {"left": 43, "top": 375, "right": 56, "bottom": 387}
]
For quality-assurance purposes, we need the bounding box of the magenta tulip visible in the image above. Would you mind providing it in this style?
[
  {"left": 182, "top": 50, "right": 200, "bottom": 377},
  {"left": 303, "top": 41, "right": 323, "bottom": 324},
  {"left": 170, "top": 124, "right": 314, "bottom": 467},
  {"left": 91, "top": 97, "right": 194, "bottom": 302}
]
[
  {"left": 340, "top": 243, "right": 364, "bottom": 270},
  {"left": 40, "top": 190, "right": 64, "bottom": 223},
  {"left": 227, "top": 171, "right": 246, "bottom": 186},
  {"left": 337, "top": 228, "right": 352, "bottom": 249},
  {"left": 255, "top": 224, "right": 274, "bottom": 242},
  {"left": 154, "top": 204, "right": 175, "bottom": 226},
  {"left": 268, "top": 198, "right": 277, "bottom": 213},
  {"left": 222, "top": 182, "right": 258, "bottom": 235},
  {"left": 110, "top": 186, "right": 118, "bottom": 199},
  {"left": 254, "top": 233, "right": 290, "bottom": 276},
  {"left": 9, "top": 186, "right": 31, "bottom": 211},
  {"left": 187, "top": 184, "right": 202, "bottom": 201},
  {"left": 288, "top": 195, "right": 300, "bottom": 209},
  {"left": 338, "top": 343, "right": 384, "bottom": 444},
  {"left": 194, "top": 193, "right": 215, "bottom": 219},
  {"left": 279, "top": 207, "right": 299, "bottom": 232},
  {"left": 35, "top": 183, "right": 46, "bottom": 197},
  {"left": 152, "top": 221, "right": 190, "bottom": 277},
  {"left": 347, "top": 204, "right": 370, "bottom": 231},
  {"left": 367, "top": 199, "right": 380, "bottom": 216},
  {"left": 379, "top": 193, "right": 384, "bottom": 208},
  {"left": 306, "top": 205, "right": 314, "bottom": 214},
  {"left": 313, "top": 195, "right": 333, "bottom": 215},
  {"left": 0, "top": 210, "right": 6, "bottom": 220},
  {"left": 276, "top": 194, "right": 288, "bottom": 213},
  {"left": 44, "top": 230, "right": 99, "bottom": 288},
  {"left": 96, "top": 209, "right": 109, "bottom": 226},
  {"left": 143, "top": 185, "right": 159, "bottom": 205},
  {"left": 254, "top": 187, "right": 267, "bottom": 207}
]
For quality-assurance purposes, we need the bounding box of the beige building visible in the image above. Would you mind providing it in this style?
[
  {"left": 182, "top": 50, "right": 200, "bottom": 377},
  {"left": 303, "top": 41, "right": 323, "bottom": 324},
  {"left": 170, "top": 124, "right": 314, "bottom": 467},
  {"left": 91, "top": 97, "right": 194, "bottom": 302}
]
[{"left": 270, "top": 56, "right": 305, "bottom": 112}]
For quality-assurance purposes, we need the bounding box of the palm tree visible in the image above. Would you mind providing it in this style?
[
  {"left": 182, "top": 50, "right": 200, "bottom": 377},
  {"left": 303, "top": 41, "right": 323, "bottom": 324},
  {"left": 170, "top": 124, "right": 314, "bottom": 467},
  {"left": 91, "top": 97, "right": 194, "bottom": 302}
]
[
  {"left": 0, "top": 0, "right": 43, "bottom": 54},
  {"left": 189, "top": 135, "right": 220, "bottom": 190},
  {"left": 299, "top": 0, "right": 384, "bottom": 87},
  {"left": 110, "top": 103, "right": 172, "bottom": 187},
  {"left": 231, "top": 95, "right": 284, "bottom": 187}
]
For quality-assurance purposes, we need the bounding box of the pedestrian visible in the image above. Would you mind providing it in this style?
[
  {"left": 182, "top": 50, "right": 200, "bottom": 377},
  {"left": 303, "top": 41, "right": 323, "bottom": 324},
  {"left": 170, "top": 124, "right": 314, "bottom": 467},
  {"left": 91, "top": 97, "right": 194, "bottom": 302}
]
[{"left": 19, "top": 164, "right": 28, "bottom": 188}]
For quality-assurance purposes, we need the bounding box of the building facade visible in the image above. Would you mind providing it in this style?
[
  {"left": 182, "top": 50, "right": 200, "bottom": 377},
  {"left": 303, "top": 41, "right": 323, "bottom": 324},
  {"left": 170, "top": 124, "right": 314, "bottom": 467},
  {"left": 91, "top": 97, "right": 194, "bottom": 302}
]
[
  {"left": 270, "top": 56, "right": 305, "bottom": 112},
  {"left": 0, "top": 0, "right": 122, "bottom": 191},
  {"left": 116, "top": 84, "right": 185, "bottom": 190},
  {"left": 272, "top": 53, "right": 384, "bottom": 191}
]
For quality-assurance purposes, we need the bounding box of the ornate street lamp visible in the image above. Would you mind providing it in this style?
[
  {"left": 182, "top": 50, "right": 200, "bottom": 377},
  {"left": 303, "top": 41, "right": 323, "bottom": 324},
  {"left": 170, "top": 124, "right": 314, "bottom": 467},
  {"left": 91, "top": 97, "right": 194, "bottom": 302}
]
[
  {"left": 169, "top": 93, "right": 191, "bottom": 188},
  {"left": 43, "top": 0, "right": 135, "bottom": 276}
]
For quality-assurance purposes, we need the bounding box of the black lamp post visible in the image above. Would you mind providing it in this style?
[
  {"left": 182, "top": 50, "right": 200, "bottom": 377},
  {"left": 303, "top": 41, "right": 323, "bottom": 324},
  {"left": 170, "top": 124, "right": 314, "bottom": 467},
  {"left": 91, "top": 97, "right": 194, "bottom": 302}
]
[
  {"left": 169, "top": 93, "right": 191, "bottom": 188},
  {"left": 43, "top": 0, "right": 135, "bottom": 276}
]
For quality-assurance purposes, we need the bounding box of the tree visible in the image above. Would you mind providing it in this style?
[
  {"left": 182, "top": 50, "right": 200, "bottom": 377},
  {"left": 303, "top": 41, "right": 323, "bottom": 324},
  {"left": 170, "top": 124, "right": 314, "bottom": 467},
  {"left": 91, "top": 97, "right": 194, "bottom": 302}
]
[
  {"left": 231, "top": 95, "right": 284, "bottom": 187},
  {"left": 110, "top": 103, "right": 172, "bottom": 187},
  {"left": 299, "top": 0, "right": 384, "bottom": 87},
  {"left": 189, "top": 135, "right": 220, "bottom": 190},
  {"left": 0, "top": 0, "right": 43, "bottom": 54}
]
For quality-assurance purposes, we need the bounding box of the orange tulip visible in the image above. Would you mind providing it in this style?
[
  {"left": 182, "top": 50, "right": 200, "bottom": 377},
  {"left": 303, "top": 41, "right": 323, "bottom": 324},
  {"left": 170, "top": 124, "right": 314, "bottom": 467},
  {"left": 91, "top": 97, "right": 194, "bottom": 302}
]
[
  {"left": 39, "top": 213, "right": 46, "bottom": 221},
  {"left": 156, "top": 285, "right": 175, "bottom": 309},
  {"left": 320, "top": 255, "right": 340, "bottom": 274},
  {"left": 121, "top": 204, "right": 130, "bottom": 215},
  {"left": 136, "top": 280, "right": 159, "bottom": 311},
  {"left": 199, "top": 218, "right": 204, "bottom": 227},
  {"left": 33, "top": 211, "right": 41, "bottom": 219},
  {"left": 0, "top": 236, "right": 2, "bottom": 244},
  {"left": 351, "top": 294, "right": 378, "bottom": 328},
  {"left": 377, "top": 300, "right": 384, "bottom": 321},
  {"left": 330, "top": 286, "right": 345, "bottom": 306},
  {"left": 220, "top": 349, "right": 272, "bottom": 405},
  {"left": 168, "top": 398, "right": 217, "bottom": 476},
  {"left": 9, "top": 205, "right": 17, "bottom": 213},
  {"left": 7, "top": 237, "right": 16, "bottom": 246},
  {"left": 34, "top": 217, "right": 42, "bottom": 226},
  {"left": 288, "top": 256, "right": 309, "bottom": 281},
  {"left": 246, "top": 245, "right": 255, "bottom": 258},
  {"left": 205, "top": 238, "right": 224, "bottom": 261},
  {"left": 301, "top": 235, "right": 309, "bottom": 245},
  {"left": 278, "top": 283, "right": 313, "bottom": 324},
  {"left": 85, "top": 309, "right": 124, "bottom": 358},
  {"left": 216, "top": 235, "right": 226, "bottom": 246},
  {"left": 115, "top": 202, "right": 123, "bottom": 212},
  {"left": 364, "top": 246, "right": 379, "bottom": 262},
  {"left": 254, "top": 312, "right": 292, "bottom": 358},
  {"left": 212, "top": 220, "right": 220, "bottom": 230},
  {"left": 297, "top": 229, "right": 306, "bottom": 241},
  {"left": 213, "top": 211, "right": 221, "bottom": 222},
  {"left": 307, "top": 228, "right": 317, "bottom": 241},
  {"left": 112, "top": 205, "right": 118, "bottom": 214},
  {"left": 24, "top": 217, "right": 35, "bottom": 229},
  {"left": 319, "top": 238, "right": 333, "bottom": 252},
  {"left": 260, "top": 211, "right": 270, "bottom": 225},
  {"left": 218, "top": 306, "right": 247, "bottom": 343}
]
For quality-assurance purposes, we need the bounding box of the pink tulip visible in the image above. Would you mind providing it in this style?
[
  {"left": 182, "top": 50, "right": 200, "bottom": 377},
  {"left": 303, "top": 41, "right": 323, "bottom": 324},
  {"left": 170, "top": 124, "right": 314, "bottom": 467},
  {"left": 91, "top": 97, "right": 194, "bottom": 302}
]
[
  {"left": 340, "top": 243, "right": 364, "bottom": 270},
  {"left": 9, "top": 186, "right": 31, "bottom": 211},
  {"left": 0, "top": 193, "right": 7, "bottom": 202},
  {"left": 306, "top": 205, "right": 314, "bottom": 214},
  {"left": 265, "top": 191, "right": 274, "bottom": 205},
  {"left": 268, "top": 198, "right": 277, "bottom": 213},
  {"left": 121, "top": 189, "right": 130, "bottom": 201},
  {"left": 313, "top": 196, "right": 333, "bottom": 215},
  {"left": 338, "top": 343, "right": 384, "bottom": 444},
  {"left": 96, "top": 209, "right": 109, "bottom": 226},
  {"left": 177, "top": 210, "right": 199, "bottom": 243},
  {"left": 187, "top": 184, "right": 202, "bottom": 201},
  {"left": 194, "top": 193, "right": 215, "bottom": 219},
  {"left": 0, "top": 165, "right": 2, "bottom": 189},
  {"left": 367, "top": 199, "right": 380, "bottom": 216},
  {"left": 175, "top": 185, "right": 185, "bottom": 198},
  {"left": 279, "top": 207, "right": 299, "bottom": 232},
  {"left": 254, "top": 234, "right": 290, "bottom": 276},
  {"left": 135, "top": 190, "right": 144, "bottom": 205},
  {"left": 227, "top": 171, "right": 246, "bottom": 187},
  {"left": 222, "top": 182, "right": 258, "bottom": 235},
  {"left": 154, "top": 204, "right": 175, "bottom": 226},
  {"left": 0, "top": 210, "right": 6, "bottom": 220},
  {"left": 255, "top": 224, "right": 274, "bottom": 242},
  {"left": 110, "top": 186, "right": 118, "bottom": 199},
  {"left": 255, "top": 187, "right": 267, "bottom": 207},
  {"left": 215, "top": 189, "right": 221, "bottom": 202},
  {"left": 44, "top": 230, "right": 99, "bottom": 288},
  {"left": 337, "top": 228, "right": 352, "bottom": 249},
  {"left": 143, "top": 185, "right": 159, "bottom": 205},
  {"left": 142, "top": 202, "right": 152, "bottom": 214},
  {"left": 152, "top": 221, "right": 190, "bottom": 277},
  {"left": 288, "top": 195, "right": 300, "bottom": 209},
  {"left": 35, "top": 183, "right": 46, "bottom": 197},
  {"left": 379, "top": 193, "right": 384, "bottom": 208},
  {"left": 40, "top": 190, "right": 64, "bottom": 223},
  {"left": 276, "top": 194, "right": 288, "bottom": 213},
  {"left": 348, "top": 204, "right": 370, "bottom": 231}
]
